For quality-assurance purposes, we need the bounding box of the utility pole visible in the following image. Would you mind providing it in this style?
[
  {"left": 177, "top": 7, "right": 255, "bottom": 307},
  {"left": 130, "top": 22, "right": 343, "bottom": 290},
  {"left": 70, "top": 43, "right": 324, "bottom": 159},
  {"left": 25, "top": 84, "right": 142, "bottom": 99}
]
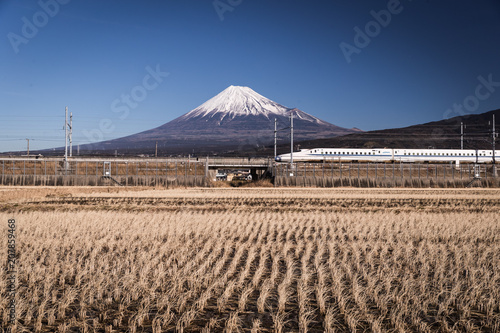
[
  {"left": 26, "top": 138, "right": 30, "bottom": 157},
  {"left": 64, "top": 106, "right": 68, "bottom": 168},
  {"left": 69, "top": 112, "right": 73, "bottom": 157},
  {"left": 274, "top": 118, "right": 277, "bottom": 159},
  {"left": 493, "top": 114, "right": 497, "bottom": 176},
  {"left": 461, "top": 122, "right": 464, "bottom": 150},
  {"left": 155, "top": 141, "right": 158, "bottom": 158},
  {"left": 290, "top": 111, "right": 294, "bottom": 170}
]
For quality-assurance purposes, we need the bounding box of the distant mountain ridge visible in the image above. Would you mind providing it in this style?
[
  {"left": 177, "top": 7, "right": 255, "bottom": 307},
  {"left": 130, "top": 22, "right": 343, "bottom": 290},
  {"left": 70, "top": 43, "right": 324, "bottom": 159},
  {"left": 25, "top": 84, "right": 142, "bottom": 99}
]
[
  {"left": 280, "top": 109, "right": 500, "bottom": 151},
  {"left": 81, "top": 85, "right": 358, "bottom": 154}
]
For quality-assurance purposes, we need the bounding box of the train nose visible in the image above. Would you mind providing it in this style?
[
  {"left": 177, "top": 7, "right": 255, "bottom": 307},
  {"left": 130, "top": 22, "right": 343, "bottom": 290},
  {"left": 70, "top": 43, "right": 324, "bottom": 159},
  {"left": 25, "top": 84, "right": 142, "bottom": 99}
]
[{"left": 275, "top": 156, "right": 281, "bottom": 162}]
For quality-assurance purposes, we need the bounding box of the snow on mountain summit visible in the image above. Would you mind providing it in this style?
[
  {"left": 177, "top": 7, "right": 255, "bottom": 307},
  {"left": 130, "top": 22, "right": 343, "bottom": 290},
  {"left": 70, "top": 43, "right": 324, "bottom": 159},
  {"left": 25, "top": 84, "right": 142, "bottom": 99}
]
[
  {"left": 181, "top": 86, "right": 291, "bottom": 120},
  {"left": 179, "top": 85, "right": 327, "bottom": 125}
]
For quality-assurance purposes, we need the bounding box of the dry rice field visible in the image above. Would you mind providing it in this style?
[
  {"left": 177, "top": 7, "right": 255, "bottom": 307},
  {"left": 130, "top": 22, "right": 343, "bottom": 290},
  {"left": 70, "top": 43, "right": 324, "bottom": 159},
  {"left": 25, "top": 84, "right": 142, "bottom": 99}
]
[{"left": 1, "top": 187, "right": 499, "bottom": 332}]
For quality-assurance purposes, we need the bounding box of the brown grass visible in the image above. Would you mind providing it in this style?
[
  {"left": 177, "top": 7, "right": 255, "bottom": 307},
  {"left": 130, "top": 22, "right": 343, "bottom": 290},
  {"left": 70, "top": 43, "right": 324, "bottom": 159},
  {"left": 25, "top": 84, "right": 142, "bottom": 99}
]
[{"left": 0, "top": 187, "right": 499, "bottom": 332}]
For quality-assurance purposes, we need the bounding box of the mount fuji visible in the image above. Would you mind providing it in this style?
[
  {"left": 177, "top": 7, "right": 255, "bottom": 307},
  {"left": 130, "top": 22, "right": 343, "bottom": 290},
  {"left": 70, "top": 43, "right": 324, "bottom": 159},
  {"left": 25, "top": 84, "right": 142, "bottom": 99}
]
[{"left": 85, "top": 86, "right": 360, "bottom": 154}]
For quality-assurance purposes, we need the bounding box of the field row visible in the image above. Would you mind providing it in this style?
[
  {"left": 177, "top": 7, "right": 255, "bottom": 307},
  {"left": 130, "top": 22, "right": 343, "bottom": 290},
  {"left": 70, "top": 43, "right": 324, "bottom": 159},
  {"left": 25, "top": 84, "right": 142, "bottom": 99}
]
[
  {"left": 1, "top": 209, "right": 499, "bottom": 332},
  {"left": 8, "top": 196, "right": 499, "bottom": 213},
  {"left": 1, "top": 187, "right": 500, "bottom": 213}
]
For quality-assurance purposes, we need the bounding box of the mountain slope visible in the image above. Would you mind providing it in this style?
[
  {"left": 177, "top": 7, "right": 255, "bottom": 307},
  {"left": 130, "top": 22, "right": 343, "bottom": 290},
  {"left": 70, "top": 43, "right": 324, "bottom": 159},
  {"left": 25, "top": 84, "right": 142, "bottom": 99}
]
[
  {"left": 87, "top": 86, "right": 358, "bottom": 154},
  {"left": 284, "top": 110, "right": 499, "bottom": 151}
]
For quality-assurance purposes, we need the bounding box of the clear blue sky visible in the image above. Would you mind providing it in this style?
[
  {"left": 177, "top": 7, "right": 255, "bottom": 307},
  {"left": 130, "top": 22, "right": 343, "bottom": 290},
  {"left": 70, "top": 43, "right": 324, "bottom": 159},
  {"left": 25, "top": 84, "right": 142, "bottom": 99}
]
[{"left": 1, "top": 0, "right": 500, "bottom": 152}]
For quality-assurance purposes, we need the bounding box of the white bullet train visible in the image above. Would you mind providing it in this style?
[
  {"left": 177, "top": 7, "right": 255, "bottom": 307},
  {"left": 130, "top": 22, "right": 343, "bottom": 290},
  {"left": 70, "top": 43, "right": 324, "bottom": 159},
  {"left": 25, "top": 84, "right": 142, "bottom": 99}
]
[{"left": 275, "top": 148, "right": 499, "bottom": 164}]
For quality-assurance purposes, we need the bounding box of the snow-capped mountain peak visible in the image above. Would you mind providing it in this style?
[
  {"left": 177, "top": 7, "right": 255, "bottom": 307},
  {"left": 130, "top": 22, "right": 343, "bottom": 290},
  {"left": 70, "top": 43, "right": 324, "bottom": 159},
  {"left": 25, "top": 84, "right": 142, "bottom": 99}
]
[
  {"left": 80, "top": 85, "right": 359, "bottom": 152},
  {"left": 180, "top": 85, "right": 291, "bottom": 121}
]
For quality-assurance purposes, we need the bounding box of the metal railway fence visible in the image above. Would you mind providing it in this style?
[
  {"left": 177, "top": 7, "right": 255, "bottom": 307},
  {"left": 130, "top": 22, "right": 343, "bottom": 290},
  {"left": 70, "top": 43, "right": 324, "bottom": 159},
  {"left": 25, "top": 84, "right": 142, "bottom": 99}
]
[
  {"left": 0, "top": 159, "right": 208, "bottom": 186},
  {"left": 273, "top": 162, "right": 500, "bottom": 188},
  {"left": 0, "top": 158, "right": 499, "bottom": 187}
]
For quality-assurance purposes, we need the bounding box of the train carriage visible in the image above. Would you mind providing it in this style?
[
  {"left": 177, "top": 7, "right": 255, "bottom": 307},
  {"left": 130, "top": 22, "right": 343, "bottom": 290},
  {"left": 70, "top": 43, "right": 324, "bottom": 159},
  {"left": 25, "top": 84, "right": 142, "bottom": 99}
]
[{"left": 275, "top": 148, "right": 498, "bottom": 164}]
